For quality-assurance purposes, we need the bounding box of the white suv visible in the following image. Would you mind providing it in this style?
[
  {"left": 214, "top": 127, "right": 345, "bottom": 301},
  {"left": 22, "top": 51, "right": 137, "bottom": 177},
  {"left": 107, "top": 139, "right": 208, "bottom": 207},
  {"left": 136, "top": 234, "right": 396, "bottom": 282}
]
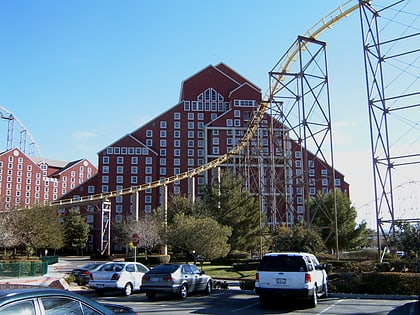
[{"left": 255, "top": 252, "right": 328, "bottom": 307}]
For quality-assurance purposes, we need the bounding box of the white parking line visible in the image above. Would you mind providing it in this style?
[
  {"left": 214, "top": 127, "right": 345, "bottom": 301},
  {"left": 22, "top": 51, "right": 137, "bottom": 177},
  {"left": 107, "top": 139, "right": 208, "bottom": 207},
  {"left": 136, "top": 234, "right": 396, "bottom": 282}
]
[{"left": 317, "top": 299, "right": 343, "bottom": 315}]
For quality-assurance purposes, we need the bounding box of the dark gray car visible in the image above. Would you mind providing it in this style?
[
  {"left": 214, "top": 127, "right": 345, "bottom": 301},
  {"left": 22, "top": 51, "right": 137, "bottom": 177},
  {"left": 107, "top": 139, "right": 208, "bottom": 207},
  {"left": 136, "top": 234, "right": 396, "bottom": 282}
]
[{"left": 141, "top": 263, "right": 212, "bottom": 299}]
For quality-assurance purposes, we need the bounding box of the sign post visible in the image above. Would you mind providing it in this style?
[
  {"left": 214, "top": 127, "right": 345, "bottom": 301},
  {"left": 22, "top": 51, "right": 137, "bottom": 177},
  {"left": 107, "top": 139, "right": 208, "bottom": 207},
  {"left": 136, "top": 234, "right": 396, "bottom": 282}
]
[{"left": 132, "top": 233, "right": 139, "bottom": 263}]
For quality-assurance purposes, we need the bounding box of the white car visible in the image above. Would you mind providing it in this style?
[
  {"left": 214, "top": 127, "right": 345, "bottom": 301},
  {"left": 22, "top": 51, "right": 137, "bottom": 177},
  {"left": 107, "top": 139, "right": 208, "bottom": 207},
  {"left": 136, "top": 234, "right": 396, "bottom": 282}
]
[
  {"left": 88, "top": 262, "right": 150, "bottom": 296},
  {"left": 255, "top": 252, "right": 328, "bottom": 308}
]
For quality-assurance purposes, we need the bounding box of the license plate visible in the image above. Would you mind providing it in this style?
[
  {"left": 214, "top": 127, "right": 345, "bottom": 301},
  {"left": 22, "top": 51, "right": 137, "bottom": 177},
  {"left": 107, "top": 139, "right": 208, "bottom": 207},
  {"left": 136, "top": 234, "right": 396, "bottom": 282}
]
[
  {"left": 96, "top": 284, "right": 104, "bottom": 288},
  {"left": 151, "top": 277, "right": 160, "bottom": 282},
  {"left": 276, "top": 278, "right": 286, "bottom": 285}
]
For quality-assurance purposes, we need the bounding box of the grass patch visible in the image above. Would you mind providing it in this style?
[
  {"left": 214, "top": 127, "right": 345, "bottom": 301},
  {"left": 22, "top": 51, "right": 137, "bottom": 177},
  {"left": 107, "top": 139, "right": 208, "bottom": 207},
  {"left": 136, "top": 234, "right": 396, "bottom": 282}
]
[{"left": 200, "top": 264, "right": 256, "bottom": 279}]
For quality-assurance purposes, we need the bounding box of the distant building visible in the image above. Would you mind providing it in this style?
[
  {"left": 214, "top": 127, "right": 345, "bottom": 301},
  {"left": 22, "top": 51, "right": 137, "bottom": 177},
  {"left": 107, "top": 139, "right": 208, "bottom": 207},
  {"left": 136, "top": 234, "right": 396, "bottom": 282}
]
[
  {"left": 0, "top": 148, "right": 97, "bottom": 209},
  {"left": 58, "top": 63, "right": 350, "bottom": 254}
]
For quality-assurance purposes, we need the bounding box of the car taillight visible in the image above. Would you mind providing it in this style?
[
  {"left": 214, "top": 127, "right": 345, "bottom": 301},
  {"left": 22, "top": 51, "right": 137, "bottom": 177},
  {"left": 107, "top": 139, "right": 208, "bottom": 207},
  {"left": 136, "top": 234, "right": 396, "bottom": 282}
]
[
  {"left": 305, "top": 273, "right": 311, "bottom": 283},
  {"left": 162, "top": 276, "right": 173, "bottom": 282},
  {"left": 81, "top": 271, "right": 90, "bottom": 276},
  {"left": 255, "top": 273, "right": 259, "bottom": 281},
  {"left": 143, "top": 275, "right": 150, "bottom": 281},
  {"left": 111, "top": 273, "right": 120, "bottom": 280}
]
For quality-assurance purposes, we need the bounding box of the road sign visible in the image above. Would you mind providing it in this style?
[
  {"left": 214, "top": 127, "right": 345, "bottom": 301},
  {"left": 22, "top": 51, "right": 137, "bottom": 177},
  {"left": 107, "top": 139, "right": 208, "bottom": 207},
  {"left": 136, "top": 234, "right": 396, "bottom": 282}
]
[{"left": 132, "top": 233, "right": 139, "bottom": 246}]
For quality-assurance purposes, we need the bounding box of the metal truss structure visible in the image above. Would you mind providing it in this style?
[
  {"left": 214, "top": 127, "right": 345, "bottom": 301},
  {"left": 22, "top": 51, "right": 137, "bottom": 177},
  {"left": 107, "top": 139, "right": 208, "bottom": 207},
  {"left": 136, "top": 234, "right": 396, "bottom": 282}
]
[{"left": 359, "top": 0, "right": 420, "bottom": 254}]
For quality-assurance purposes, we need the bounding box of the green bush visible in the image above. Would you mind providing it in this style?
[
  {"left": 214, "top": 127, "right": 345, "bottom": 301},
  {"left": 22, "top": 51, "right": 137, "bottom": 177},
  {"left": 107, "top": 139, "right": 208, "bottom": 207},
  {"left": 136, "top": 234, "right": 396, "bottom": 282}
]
[{"left": 329, "top": 272, "right": 420, "bottom": 295}]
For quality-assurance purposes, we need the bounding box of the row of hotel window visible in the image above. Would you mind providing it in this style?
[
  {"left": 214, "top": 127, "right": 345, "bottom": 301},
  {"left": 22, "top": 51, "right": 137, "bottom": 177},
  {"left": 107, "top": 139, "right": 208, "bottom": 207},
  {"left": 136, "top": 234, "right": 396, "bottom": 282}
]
[
  {"left": 182, "top": 99, "right": 256, "bottom": 112},
  {"left": 1, "top": 158, "right": 94, "bottom": 175}
]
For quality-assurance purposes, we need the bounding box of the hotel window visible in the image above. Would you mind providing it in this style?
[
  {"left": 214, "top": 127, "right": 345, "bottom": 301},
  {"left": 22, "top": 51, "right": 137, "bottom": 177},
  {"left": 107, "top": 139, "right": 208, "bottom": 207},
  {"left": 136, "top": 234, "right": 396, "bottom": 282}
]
[
  {"left": 107, "top": 147, "right": 113, "bottom": 154},
  {"left": 309, "top": 187, "right": 316, "bottom": 195},
  {"left": 296, "top": 169, "right": 302, "bottom": 176},
  {"left": 197, "top": 113, "right": 204, "bottom": 120},
  {"left": 309, "top": 169, "right": 315, "bottom": 177},
  {"left": 160, "top": 149, "right": 166, "bottom": 156},
  {"left": 131, "top": 176, "right": 138, "bottom": 184},
  {"left": 174, "top": 121, "right": 181, "bottom": 129},
  {"left": 174, "top": 140, "right": 180, "bottom": 147},
  {"left": 174, "top": 158, "right": 180, "bottom": 166},
  {"left": 116, "top": 176, "right": 123, "bottom": 184},
  {"left": 102, "top": 166, "right": 109, "bottom": 173},
  {"left": 146, "top": 129, "right": 153, "bottom": 137},
  {"left": 102, "top": 175, "right": 109, "bottom": 183},
  {"left": 309, "top": 178, "right": 315, "bottom": 186},
  {"left": 197, "top": 122, "right": 204, "bottom": 129},
  {"left": 117, "top": 166, "right": 124, "bottom": 174},
  {"left": 213, "top": 147, "right": 219, "bottom": 154},
  {"left": 321, "top": 169, "right": 328, "bottom": 176},
  {"left": 211, "top": 113, "right": 217, "bottom": 120},
  {"left": 197, "top": 131, "right": 204, "bottom": 138},
  {"left": 160, "top": 139, "right": 167, "bottom": 147},
  {"left": 174, "top": 112, "right": 181, "bottom": 120},
  {"left": 234, "top": 110, "right": 240, "bottom": 117},
  {"left": 308, "top": 160, "right": 314, "bottom": 168},
  {"left": 145, "top": 195, "right": 152, "bottom": 203},
  {"left": 88, "top": 186, "right": 95, "bottom": 193},
  {"left": 116, "top": 205, "right": 123, "bottom": 213},
  {"left": 226, "top": 119, "right": 233, "bottom": 127},
  {"left": 297, "top": 187, "right": 303, "bottom": 195},
  {"left": 188, "top": 149, "right": 194, "bottom": 157},
  {"left": 295, "top": 160, "right": 302, "bottom": 168},
  {"left": 198, "top": 140, "right": 204, "bottom": 147},
  {"left": 121, "top": 147, "right": 127, "bottom": 154},
  {"left": 160, "top": 130, "right": 167, "bottom": 138},
  {"left": 188, "top": 159, "right": 194, "bottom": 166},
  {"left": 234, "top": 119, "right": 241, "bottom": 126},
  {"left": 160, "top": 121, "right": 167, "bottom": 128},
  {"left": 102, "top": 185, "right": 109, "bottom": 192},
  {"left": 117, "top": 156, "right": 124, "bottom": 164},
  {"left": 160, "top": 168, "right": 166, "bottom": 175},
  {"left": 146, "top": 139, "right": 153, "bottom": 146},
  {"left": 131, "top": 157, "right": 138, "bottom": 164},
  {"left": 188, "top": 113, "right": 194, "bottom": 120},
  {"left": 145, "top": 157, "right": 152, "bottom": 164},
  {"left": 160, "top": 158, "right": 166, "bottom": 166},
  {"left": 114, "top": 147, "right": 120, "bottom": 154},
  {"left": 297, "top": 196, "right": 304, "bottom": 204},
  {"left": 174, "top": 130, "right": 180, "bottom": 138},
  {"left": 335, "top": 178, "right": 341, "bottom": 186},
  {"left": 297, "top": 206, "right": 304, "bottom": 214},
  {"left": 188, "top": 140, "right": 194, "bottom": 147},
  {"left": 128, "top": 147, "right": 134, "bottom": 154},
  {"left": 322, "top": 178, "right": 329, "bottom": 186},
  {"left": 188, "top": 122, "right": 194, "bottom": 129},
  {"left": 183, "top": 101, "right": 190, "bottom": 111},
  {"left": 131, "top": 166, "right": 138, "bottom": 174},
  {"left": 213, "top": 137, "right": 219, "bottom": 145},
  {"left": 174, "top": 149, "right": 180, "bottom": 156},
  {"left": 145, "top": 166, "right": 152, "bottom": 174},
  {"left": 295, "top": 151, "right": 302, "bottom": 158},
  {"left": 136, "top": 148, "right": 142, "bottom": 155},
  {"left": 322, "top": 187, "right": 328, "bottom": 193},
  {"left": 174, "top": 168, "right": 180, "bottom": 174}
]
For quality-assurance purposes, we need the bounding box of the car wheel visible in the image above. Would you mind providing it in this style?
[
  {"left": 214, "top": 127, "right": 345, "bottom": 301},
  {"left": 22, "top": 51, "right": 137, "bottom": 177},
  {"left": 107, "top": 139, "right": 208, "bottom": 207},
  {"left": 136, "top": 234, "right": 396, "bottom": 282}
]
[
  {"left": 259, "top": 295, "right": 268, "bottom": 308},
  {"left": 123, "top": 283, "right": 133, "bottom": 296},
  {"left": 309, "top": 288, "right": 318, "bottom": 308},
  {"left": 178, "top": 283, "right": 188, "bottom": 299},
  {"left": 95, "top": 289, "right": 104, "bottom": 297},
  {"left": 146, "top": 292, "right": 156, "bottom": 299},
  {"left": 204, "top": 280, "right": 212, "bottom": 294}
]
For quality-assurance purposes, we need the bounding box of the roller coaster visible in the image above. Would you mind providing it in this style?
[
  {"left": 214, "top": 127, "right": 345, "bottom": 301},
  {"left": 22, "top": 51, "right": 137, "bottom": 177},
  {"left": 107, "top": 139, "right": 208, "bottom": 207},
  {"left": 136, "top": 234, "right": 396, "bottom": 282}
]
[{"left": 9, "top": 1, "right": 419, "bottom": 258}]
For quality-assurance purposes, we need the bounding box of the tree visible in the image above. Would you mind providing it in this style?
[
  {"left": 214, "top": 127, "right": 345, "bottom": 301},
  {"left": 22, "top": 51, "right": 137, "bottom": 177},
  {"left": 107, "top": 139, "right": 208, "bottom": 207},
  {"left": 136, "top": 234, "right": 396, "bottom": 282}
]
[
  {"left": 63, "top": 210, "right": 90, "bottom": 255},
  {"left": 394, "top": 222, "right": 420, "bottom": 260},
  {"left": 310, "top": 189, "right": 369, "bottom": 252},
  {"left": 201, "top": 171, "right": 261, "bottom": 254},
  {"left": 272, "top": 224, "right": 325, "bottom": 253},
  {"left": 10, "top": 206, "right": 64, "bottom": 257},
  {"left": 167, "top": 213, "right": 231, "bottom": 261}
]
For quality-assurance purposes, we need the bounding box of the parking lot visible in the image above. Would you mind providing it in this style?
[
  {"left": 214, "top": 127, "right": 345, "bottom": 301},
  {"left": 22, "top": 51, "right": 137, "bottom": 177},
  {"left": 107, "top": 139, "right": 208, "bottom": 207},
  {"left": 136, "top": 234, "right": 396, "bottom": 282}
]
[{"left": 88, "top": 289, "right": 419, "bottom": 315}]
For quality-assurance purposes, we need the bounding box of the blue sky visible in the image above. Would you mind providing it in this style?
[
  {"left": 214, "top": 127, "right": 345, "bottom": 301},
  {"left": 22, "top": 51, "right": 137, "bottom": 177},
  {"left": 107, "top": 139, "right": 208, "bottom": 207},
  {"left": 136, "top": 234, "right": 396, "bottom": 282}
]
[{"left": 1, "top": 0, "right": 418, "bottom": 227}]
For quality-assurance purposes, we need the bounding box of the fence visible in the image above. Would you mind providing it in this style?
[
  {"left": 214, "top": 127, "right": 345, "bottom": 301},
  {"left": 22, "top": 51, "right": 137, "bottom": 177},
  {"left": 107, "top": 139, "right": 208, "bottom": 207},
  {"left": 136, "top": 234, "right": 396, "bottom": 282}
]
[{"left": 0, "top": 261, "right": 49, "bottom": 278}]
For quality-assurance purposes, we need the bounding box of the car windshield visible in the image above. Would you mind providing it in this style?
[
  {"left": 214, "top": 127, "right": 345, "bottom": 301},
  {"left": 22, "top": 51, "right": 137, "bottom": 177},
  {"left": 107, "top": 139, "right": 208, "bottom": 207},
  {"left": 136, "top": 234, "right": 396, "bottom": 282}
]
[
  {"left": 258, "top": 255, "right": 308, "bottom": 272},
  {"left": 148, "top": 264, "right": 180, "bottom": 274}
]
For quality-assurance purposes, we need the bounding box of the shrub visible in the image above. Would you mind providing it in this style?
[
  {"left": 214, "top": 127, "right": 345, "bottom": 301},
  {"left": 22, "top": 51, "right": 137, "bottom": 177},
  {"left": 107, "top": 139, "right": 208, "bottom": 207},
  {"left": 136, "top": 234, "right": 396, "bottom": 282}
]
[{"left": 239, "top": 279, "right": 255, "bottom": 290}]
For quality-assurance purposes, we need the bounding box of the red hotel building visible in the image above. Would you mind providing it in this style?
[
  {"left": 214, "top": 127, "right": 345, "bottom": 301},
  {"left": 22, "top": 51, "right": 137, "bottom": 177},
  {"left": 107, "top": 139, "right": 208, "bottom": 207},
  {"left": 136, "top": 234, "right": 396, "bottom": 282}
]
[{"left": 58, "top": 63, "right": 349, "bottom": 254}]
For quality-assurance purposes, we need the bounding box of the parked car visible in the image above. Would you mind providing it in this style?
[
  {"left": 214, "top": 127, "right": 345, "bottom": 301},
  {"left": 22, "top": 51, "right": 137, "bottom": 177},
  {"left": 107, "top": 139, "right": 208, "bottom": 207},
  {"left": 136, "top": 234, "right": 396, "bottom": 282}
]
[
  {"left": 89, "top": 261, "right": 149, "bottom": 296},
  {"left": 0, "top": 287, "right": 138, "bottom": 314},
  {"left": 71, "top": 262, "right": 104, "bottom": 286},
  {"left": 141, "top": 263, "right": 212, "bottom": 299},
  {"left": 255, "top": 252, "right": 328, "bottom": 308}
]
